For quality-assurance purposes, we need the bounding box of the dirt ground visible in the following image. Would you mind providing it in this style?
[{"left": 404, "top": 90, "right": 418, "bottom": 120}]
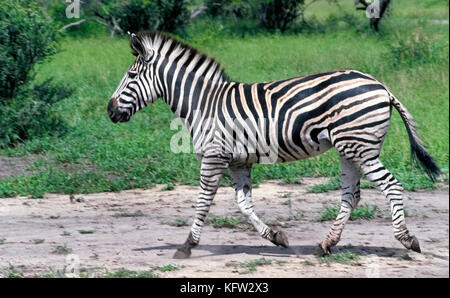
[{"left": 0, "top": 178, "right": 448, "bottom": 278}]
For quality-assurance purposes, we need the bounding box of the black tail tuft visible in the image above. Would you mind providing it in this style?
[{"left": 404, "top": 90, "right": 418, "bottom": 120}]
[
  {"left": 391, "top": 93, "right": 442, "bottom": 182},
  {"left": 406, "top": 125, "right": 442, "bottom": 182}
]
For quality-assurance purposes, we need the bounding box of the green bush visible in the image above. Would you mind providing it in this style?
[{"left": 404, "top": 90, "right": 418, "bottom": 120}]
[
  {"left": 388, "top": 29, "right": 445, "bottom": 66},
  {"left": 111, "top": 0, "right": 160, "bottom": 33},
  {"left": 0, "top": 0, "right": 72, "bottom": 148},
  {"left": 203, "top": 0, "right": 306, "bottom": 34},
  {"left": 205, "top": 0, "right": 259, "bottom": 19},
  {"left": 156, "top": 0, "right": 190, "bottom": 33},
  {"left": 106, "top": 0, "right": 189, "bottom": 34},
  {"left": 0, "top": 0, "right": 58, "bottom": 99},
  {"left": 0, "top": 80, "right": 72, "bottom": 147},
  {"left": 259, "top": 0, "right": 304, "bottom": 32}
]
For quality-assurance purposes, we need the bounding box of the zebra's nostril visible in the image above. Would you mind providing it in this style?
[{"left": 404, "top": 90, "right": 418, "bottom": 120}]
[{"left": 108, "top": 98, "right": 120, "bottom": 123}]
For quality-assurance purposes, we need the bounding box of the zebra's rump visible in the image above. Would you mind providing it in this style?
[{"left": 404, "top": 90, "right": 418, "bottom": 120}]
[{"left": 215, "top": 69, "right": 393, "bottom": 164}]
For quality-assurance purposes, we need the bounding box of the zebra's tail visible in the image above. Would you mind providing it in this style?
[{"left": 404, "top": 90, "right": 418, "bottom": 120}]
[{"left": 389, "top": 92, "right": 441, "bottom": 182}]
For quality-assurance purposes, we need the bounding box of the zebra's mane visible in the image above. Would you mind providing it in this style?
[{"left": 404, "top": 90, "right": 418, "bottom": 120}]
[{"left": 134, "top": 31, "right": 230, "bottom": 83}]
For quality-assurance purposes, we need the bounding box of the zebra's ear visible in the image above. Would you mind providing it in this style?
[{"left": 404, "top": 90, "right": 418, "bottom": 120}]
[{"left": 130, "top": 33, "right": 153, "bottom": 62}]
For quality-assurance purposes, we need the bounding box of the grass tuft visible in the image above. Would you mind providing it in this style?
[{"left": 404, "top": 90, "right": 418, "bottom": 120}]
[
  {"left": 166, "top": 218, "right": 189, "bottom": 227},
  {"left": 206, "top": 214, "right": 241, "bottom": 228},
  {"left": 227, "top": 258, "right": 274, "bottom": 275},
  {"left": 317, "top": 204, "right": 379, "bottom": 221},
  {"left": 319, "top": 251, "right": 361, "bottom": 266},
  {"left": 52, "top": 244, "right": 72, "bottom": 255},
  {"left": 112, "top": 209, "right": 145, "bottom": 218},
  {"left": 106, "top": 268, "right": 159, "bottom": 278}
]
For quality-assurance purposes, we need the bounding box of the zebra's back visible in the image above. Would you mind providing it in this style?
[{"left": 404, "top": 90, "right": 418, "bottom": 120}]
[{"left": 214, "top": 69, "right": 393, "bottom": 164}]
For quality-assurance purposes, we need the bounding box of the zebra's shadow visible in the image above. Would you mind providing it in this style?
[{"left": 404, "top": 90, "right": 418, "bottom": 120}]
[{"left": 133, "top": 243, "right": 437, "bottom": 259}]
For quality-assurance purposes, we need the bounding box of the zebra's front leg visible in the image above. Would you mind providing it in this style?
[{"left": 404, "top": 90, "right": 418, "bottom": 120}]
[
  {"left": 173, "top": 156, "right": 228, "bottom": 259},
  {"left": 319, "top": 157, "right": 361, "bottom": 255},
  {"left": 229, "top": 165, "right": 289, "bottom": 248}
]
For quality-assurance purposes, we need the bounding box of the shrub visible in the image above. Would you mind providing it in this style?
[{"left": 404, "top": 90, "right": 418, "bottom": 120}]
[
  {"left": 0, "top": 0, "right": 72, "bottom": 148},
  {"left": 0, "top": 80, "right": 72, "bottom": 147},
  {"left": 111, "top": 0, "right": 160, "bottom": 33},
  {"left": 156, "top": 0, "right": 190, "bottom": 33},
  {"left": 205, "top": 0, "right": 259, "bottom": 19},
  {"left": 259, "top": 0, "right": 304, "bottom": 32},
  {"left": 388, "top": 30, "right": 444, "bottom": 66},
  {"left": 0, "top": 0, "right": 58, "bottom": 100},
  {"left": 104, "top": 0, "right": 189, "bottom": 34}
]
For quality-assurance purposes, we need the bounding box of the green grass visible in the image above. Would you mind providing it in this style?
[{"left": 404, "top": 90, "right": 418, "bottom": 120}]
[
  {"left": 11, "top": 264, "right": 179, "bottom": 278},
  {"left": 2, "top": 265, "right": 24, "bottom": 278},
  {"left": 309, "top": 176, "right": 341, "bottom": 193},
  {"left": 51, "top": 245, "right": 72, "bottom": 255},
  {"left": 104, "top": 264, "right": 180, "bottom": 278},
  {"left": 166, "top": 218, "right": 189, "bottom": 227},
  {"left": 153, "top": 264, "right": 181, "bottom": 272},
  {"left": 289, "top": 209, "right": 304, "bottom": 221},
  {"left": 206, "top": 214, "right": 241, "bottom": 228},
  {"left": 309, "top": 177, "right": 375, "bottom": 193},
  {"left": 282, "top": 199, "right": 292, "bottom": 207},
  {"left": 162, "top": 183, "right": 175, "bottom": 191},
  {"left": 227, "top": 258, "right": 274, "bottom": 275},
  {"left": 319, "top": 251, "right": 361, "bottom": 266},
  {"left": 0, "top": 0, "right": 447, "bottom": 198},
  {"left": 78, "top": 230, "right": 96, "bottom": 234},
  {"left": 112, "top": 209, "right": 145, "bottom": 218},
  {"left": 106, "top": 268, "right": 159, "bottom": 278},
  {"left": 316, "top": 204, "right": 379, "bottom": 221},
  {"left": 350, "top": 205, "right": 379, "bottom": 220}
]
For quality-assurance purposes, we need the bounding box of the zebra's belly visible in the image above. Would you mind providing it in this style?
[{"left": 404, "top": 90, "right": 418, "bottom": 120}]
[{"left": 232, "top": 128, "right": 333, "bottom": 164}]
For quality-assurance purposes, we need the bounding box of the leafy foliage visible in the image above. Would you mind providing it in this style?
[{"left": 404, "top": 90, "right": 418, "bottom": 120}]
[
  {"left": 0, "top": 80, "right": 72, "bottom": 147},
  {"left": 259, "top": 0, "right": 304, "bottom": 32},
  {"left": 388, "top": 29, "right": 445, "bottom": 66},
  {"left": 80, "top": 0, "right": 190, "bottom": 35},
  {"left": 205, "top": 0, "right": 260, "bottom": 19},
  {"left": 0, "top": 0, "right": 58, "bottom": 99},
  {"left": 0, "top": 0, "right": 72, "bottom": 148}
]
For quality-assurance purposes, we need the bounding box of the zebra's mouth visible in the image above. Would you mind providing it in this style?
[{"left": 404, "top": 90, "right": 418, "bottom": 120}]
[
  {"left": 108, "top": 99, "right": 131, "bottom": 123},
  {"left": 109, "top": 111, "right": 130, "bottom": 123}
]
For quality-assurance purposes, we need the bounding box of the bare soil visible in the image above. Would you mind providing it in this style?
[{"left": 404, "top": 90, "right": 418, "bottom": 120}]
[
  {"left": 0, "top": 156, "right": 37, "bottom": 179},
  {"left": 0, "top": 178, "right": 448, "bottom": 278}
]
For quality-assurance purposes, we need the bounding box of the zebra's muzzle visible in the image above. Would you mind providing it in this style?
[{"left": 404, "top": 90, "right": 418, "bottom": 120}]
[{"left": 108, "top": 98, "right": 130, "bottom": 123}]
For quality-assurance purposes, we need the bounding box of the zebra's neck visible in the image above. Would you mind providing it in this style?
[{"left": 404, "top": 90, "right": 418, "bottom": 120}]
[
  {"left": 136, "top": 31, "right": 228, "bottom": 126},
  {"left": 158, "top": 63, "right": 228, "bottom": 121}
]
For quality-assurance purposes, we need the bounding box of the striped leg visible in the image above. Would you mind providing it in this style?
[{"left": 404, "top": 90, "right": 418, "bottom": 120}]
[
  {"left": 173, "top": 155, "right": 229, "bottom": 259},
  {"left": 320, "top": 157, "right": 361, "bottom": 255},
  {"left": 229, "top": 165, "right": 289, "bottom": 248},
  {"left": 359, "top": 158, "right": 420, "bottom": 252}
]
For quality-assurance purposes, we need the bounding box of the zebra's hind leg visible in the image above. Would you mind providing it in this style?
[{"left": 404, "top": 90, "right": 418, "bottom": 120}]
[
  {"left": 319, "top": 157, "right": 361, "bottom": 255},
  {"left": 173, "top": 154, "right": 229, "bottom": 259},
  {"left": 359, "top": 158, "right": 421, "bottom": 253},
  {"left": 229, "top": 165, "right": 289, "bottom": 248}
]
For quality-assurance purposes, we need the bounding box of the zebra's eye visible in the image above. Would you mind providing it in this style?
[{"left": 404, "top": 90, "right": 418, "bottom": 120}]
[{"left": 128, "top": 71, "right": 138, "bottom": 79}]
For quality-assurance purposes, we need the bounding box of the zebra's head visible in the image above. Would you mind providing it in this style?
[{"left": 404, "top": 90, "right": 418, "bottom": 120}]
[{"left": 108, "top": 33, "right": 161, "bottom": 123}]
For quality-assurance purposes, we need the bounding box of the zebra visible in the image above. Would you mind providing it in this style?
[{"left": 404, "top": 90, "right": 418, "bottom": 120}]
[{"left": 107, "top": 31, "right": 441, "bottom": 259}]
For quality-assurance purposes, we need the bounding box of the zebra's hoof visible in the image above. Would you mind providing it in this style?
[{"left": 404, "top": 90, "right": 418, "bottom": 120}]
[
  {"left": 410, "top": 236, "right": 421, "bottom": 253},
  {"left": 173, "top": 247, "right": 191, "bottom": 259},
  {"left": 271, "top": 231, "right": 289, "bottom": 248},
  {"left": 317, "top": 242, "right": 332, "bottom": 257}
]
